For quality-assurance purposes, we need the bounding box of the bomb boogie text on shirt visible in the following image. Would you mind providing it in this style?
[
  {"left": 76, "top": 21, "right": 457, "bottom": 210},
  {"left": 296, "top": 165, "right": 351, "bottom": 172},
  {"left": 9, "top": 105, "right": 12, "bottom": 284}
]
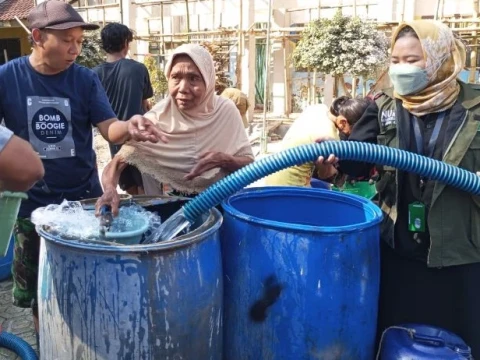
[
  {"left": 35, "top": 112, "right": 67, "bottom": 135},
  {"left": 27, "top": 96, "right": 76, "bottom": 159}
]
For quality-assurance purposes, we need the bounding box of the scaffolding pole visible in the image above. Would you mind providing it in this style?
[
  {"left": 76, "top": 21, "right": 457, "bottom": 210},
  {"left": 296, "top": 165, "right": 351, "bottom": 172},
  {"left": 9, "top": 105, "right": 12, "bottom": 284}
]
[
  {"left": 236, "top": 0, "right": 243, "bottom": 89},
  {"left": 470, "top": 0, "right": 479, "bottom": 83},
  {"left": 186, "top": 0, "right": 191, "bottom": 41},
  {"left": 161, "top": 2, "right": 166, "bottom": 61},
  {"left": 212, "top": 0, "right": 216, "bottom": 29},
  {"left": 260, "top": 0, "right": 273, "bottom": 154}
]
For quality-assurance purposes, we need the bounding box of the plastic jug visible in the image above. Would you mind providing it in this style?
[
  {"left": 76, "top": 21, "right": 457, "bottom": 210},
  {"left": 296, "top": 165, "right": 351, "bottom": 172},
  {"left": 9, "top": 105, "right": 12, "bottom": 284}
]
[{"left": 378, "top": 324, "right": 472, "bottom": 360}]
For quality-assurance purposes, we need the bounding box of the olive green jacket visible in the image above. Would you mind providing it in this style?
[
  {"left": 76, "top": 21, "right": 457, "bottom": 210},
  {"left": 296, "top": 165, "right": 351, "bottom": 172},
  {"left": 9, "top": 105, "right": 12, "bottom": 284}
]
[{"left": 375, "top": 81, "right": 480, "bottom": 267}]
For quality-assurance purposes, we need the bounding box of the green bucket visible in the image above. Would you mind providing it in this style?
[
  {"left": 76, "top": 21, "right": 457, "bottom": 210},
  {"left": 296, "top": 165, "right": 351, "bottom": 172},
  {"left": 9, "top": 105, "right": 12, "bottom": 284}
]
[
  {"left": 0, "top": 192, "right": 28, "bottom": 256},
  {"left": 333, "top": 181, "right": 377, "bottom": 200}
]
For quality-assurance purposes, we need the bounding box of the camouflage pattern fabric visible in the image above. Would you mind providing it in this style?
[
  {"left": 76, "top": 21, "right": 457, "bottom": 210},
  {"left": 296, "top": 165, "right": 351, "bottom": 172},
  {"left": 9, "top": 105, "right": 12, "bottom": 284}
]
[{"left": 11, "top": 218, "right": 39, "bottom": 308}]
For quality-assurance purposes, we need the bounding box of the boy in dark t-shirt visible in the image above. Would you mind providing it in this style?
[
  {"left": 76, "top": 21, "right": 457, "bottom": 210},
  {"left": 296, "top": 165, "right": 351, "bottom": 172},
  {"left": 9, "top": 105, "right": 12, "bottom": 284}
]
[
  {"left": 1, "top": 0, "right": 166, "bottom": 339},
  {"left": 93, "top": 23, "right": 154, "bottom": 195}
]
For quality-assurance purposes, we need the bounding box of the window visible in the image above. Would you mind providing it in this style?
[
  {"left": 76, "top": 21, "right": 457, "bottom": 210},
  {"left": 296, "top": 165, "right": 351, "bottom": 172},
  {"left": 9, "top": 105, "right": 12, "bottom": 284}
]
[{"left": 0, "top": 39, "right": 21, "bottom": 65}]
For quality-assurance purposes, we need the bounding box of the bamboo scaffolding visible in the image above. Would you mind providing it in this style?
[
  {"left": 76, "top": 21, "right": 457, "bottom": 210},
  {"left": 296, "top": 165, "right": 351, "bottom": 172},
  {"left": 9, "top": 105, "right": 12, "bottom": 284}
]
[
  {"left": 69, "top": 2, "right": 118, "bottom": 10},
  {"left": 435, "top": 0, "right": 441, "bottom": 20},
  {"left": 284, "top": 37, "right": 291, "bottom": 115},
  {"left": 67, "top": 0, "right": 480, "bottom": 50},
  {"left": 137, "top": 0, "right": 379, "bottom": 11},
  {"left": 285, "top": 2, "right": 378, "bottom": 13},
  {"left": 133, "top": 0, "right": 480, "bottom": 120},
  {"left": 260, "top": 0, "right": 273, "bottom": 154},
  {"left": 134, "top": 0, "right": 209, "bottom": 5},
  {"left": 160, "top": 2, "right": 166, "bottom": 56},
  {"left": 212, "top": 0, "right": 215, "bottom": 28},
  {"left": 185, "top": 0, "right": 190, "bottom": 41},
  {"left": 469, "top": 0, "right": 479, "bottom": 83},
  {"left": 137, "top": 20, "right": 480, "bottom": 46},
  {"left": 451, "top": 27, "right": 480, "bottom": 32},
  {"left": 441, "top": 18, "right": 480, "bottom": 23},
  {"left": 14, "top": 16, "right": 31, "bottom": 35},
  {"left": 235, "top": 0, "right": 243, "bottom": 89}
]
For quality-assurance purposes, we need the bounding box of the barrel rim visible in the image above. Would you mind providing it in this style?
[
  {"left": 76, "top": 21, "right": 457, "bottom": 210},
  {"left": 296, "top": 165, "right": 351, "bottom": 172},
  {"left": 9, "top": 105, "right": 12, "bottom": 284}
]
[
  {"left": 222, "top": 187, "right": 382, "bottom": 233},
  {"left": 37, "top": 207, "right": 223, "bottom": 252},
  {"left": 0, "top": 191, "right": 28, "bottom": 200}
]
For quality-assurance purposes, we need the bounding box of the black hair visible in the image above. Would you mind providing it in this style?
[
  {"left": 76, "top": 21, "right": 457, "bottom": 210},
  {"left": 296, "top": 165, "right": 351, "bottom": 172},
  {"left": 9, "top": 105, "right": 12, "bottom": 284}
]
[
  {"left": 330, "top": 95, "right": 370, "bottom": 126},
  {"left": 395, "top": 25, "right": 419, "bottom": 41},
  {"left": 100, "top": 23, "right": 133, "bottom": 54}
]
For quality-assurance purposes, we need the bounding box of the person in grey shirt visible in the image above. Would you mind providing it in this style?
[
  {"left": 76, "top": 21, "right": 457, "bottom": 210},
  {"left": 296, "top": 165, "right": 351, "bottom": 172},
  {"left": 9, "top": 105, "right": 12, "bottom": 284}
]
[{"left": 0, "top": 126, "right": 44, "bottom": 191}]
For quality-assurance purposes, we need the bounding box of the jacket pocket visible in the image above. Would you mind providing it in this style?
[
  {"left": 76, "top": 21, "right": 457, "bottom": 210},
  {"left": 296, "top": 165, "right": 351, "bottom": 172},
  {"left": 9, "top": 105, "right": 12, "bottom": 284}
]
[
  {"left": 461, "top": 138, "right": 480, "bottom": 248},
  {"left": 470, "top": 142, "right": 480, "bottom": 244},
  {"left": 462, "top": 132, "right": 480, "bottom": 170}
]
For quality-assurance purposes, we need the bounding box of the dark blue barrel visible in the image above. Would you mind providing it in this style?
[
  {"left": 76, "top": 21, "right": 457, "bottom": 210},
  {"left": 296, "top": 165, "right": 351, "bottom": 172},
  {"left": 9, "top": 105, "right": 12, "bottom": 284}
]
[
  {"left": 37, "top": 197, "right": 223, "bottom": 360},
  {"left": 0, "top": 235, "right": 14, "bottom": 281},
  {"left": 378, "top": 324, "right": 472, "bottom": 359},
  {"left": 310, "top": 178, "right": 331, "bottom": 190},
  {"left": 221, "top": 187, "right": 382, "bottom": 359}
]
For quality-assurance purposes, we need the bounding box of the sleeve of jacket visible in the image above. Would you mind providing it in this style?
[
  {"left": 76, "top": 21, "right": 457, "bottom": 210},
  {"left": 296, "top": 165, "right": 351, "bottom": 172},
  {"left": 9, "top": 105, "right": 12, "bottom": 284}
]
[{"left": 339, "top": 100, "right": 380, "bottom": 178}]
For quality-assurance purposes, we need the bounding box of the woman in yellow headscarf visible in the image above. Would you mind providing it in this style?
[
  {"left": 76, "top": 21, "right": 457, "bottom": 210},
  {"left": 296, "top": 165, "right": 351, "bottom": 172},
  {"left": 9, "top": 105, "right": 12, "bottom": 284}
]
[{"left": 317, "top": 21, "right": 480, "bottom": 355}]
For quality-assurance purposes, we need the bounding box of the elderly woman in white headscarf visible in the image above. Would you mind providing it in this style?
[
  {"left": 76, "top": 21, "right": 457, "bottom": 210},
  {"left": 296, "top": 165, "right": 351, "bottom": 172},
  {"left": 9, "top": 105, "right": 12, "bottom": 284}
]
[{"left": 97, "top": 44, "right": 254, "bottom": 214}]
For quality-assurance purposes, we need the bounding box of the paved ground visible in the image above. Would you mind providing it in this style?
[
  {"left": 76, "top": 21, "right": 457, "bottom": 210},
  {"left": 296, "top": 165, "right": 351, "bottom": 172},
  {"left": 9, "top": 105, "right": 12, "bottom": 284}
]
[{"left": 0, "top": 278, "right": 37, "bottom": 359}]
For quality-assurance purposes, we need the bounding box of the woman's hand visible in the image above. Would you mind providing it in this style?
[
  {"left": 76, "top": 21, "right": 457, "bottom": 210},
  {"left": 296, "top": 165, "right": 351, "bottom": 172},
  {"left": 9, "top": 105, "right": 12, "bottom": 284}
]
[
  {"left": 184, "top": 151, "right": 230, "bottom": 180},
  {"left": 127, "top": 115, "right": 169, "bottom": 144},
  {"left": 95, "top": 188, "right": 121, "bottom": 217}
]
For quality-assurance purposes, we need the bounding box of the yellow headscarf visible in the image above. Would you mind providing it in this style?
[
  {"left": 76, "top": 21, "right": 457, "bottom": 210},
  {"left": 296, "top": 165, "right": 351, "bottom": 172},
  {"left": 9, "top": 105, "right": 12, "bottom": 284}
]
[{"left": 391, "top": 21, "right": 466, "bottom": 116}]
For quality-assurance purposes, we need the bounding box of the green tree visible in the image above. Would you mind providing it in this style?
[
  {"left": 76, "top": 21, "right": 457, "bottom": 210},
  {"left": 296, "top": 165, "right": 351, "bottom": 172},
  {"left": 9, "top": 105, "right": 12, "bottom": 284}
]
[
  {"left": 293, "top": 10, "right": 389, "bottom": 96},
  {"left": 76, "top": 30, "right": 104, "bottom": 68},
  {"left": 144, "top": 55, "right": 168, "bottom": 103}
]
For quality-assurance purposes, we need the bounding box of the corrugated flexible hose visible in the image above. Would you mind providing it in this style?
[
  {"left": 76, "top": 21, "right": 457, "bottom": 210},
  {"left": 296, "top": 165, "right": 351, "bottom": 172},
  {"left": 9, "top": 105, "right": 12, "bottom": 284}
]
[
  {"left": 0, "top": 331, "right": 38, "bottom": 359},
  {"left": 183, "top": 141, "right": 480, "bottom": 223}
]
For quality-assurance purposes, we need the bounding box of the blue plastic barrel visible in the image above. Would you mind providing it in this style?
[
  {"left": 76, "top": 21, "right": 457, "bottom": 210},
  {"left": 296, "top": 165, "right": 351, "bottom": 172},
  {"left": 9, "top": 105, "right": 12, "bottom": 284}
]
[
  {"left": 310, "top": 178, "right": 331, "bottom": 190},
  {"left": 37, "top": 197, "right": 223, "bottom": 360},
  {"left": 378, "top": 324, "right": 472, "bottom": 359},
  {"left": 221, "top": 187, "right": 383, "bottom": 359}
]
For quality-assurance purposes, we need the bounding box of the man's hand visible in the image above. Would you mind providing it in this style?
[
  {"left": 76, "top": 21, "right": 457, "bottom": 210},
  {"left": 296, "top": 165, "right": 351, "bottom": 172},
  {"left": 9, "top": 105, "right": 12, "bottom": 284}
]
[
  {"left": 184, "top": 151, "right": 230, "bottom": 181},
  {"left": 127, "top": 115, "right": 168, "bottom": 144},
  {"left": 315, "top": 137, "right": 339, "bottom": 180},
  {"left": 95, "top": 188, "right": 121, "bottom": 217},
  {"left": 315, "top": 153, "right": 339, "bottom": 168},
  {"left": 315, "top": 136, "right": 339, "bottom": 166}
]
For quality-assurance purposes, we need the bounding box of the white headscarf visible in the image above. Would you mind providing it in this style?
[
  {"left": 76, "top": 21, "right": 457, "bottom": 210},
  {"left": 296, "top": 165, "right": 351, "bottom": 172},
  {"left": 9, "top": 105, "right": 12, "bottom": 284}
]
[{"left": 117, "top": 44, "right": 253, "bottom": 193}]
